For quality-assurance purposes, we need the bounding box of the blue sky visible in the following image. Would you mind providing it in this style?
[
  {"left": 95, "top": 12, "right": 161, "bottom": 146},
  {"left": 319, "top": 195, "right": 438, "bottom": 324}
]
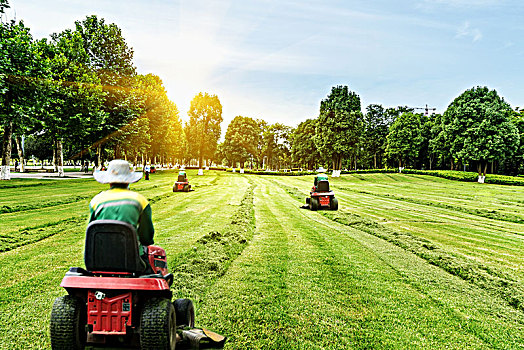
[{"left": 6, "top": 0, "right": 524, "bottom": 128}]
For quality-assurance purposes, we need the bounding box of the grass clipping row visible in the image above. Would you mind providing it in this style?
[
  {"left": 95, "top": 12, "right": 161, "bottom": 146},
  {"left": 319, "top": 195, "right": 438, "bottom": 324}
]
[
  {"left": 170, "top": 183, "right": 256, "bottom": 302},
  {"left": 280, "top": 183, "right": 524, "bottom": 314}
]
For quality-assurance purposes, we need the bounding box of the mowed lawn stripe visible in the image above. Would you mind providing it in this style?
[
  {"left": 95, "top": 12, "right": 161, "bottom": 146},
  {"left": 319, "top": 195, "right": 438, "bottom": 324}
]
[
  {"left": 195, "top": 176, "right": 503, "bottom": 349},
  {"left": 0, "top": 171, "right": 247, "bottom": 349},
  {"left": 271, "top": 175, "right": 524, "bottom": 284},
  {"left": 281, "top": 176, "right": 524, "bottom": 347}
]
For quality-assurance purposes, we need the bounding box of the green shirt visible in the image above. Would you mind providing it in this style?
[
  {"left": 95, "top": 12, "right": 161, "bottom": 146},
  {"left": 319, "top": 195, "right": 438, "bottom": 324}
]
[
  {"left": 89, "top": 187, "right": 155, "bottom": 252},
  {"left": 314, "top": 174, "right": 329, "bottom": 186}
]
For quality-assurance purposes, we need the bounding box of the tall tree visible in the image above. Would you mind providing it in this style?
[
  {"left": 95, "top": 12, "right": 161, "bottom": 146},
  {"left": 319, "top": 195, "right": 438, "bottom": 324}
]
[
  {"left": 385, "top": 112, "right": 423, "bottom": 168},
  {"left": 185, "top": 92, "right": 222, "bottom": 167},
  {"left": 291, "top": 118, "right": 321, "bottom": 170},
  {"left": 363, "top": 104, "right": 391, "bottom": 168},
  {"left": 315, "top": 85, "right": 363, "bottom": 170},
  {"left": 442, "top": 86, "right": 519, "bottom": 180},
  {"left": 0, "top": 20, "right": 49, "bottom": 179},
  {"left": 73, "top": 15, "right": 137, "bottom": 165},
  {"left": 39, "top": 30, "right": 106, "bottom": 175},
  {"left": 223, "top": 116, "right": 260, "bottom": 168}
]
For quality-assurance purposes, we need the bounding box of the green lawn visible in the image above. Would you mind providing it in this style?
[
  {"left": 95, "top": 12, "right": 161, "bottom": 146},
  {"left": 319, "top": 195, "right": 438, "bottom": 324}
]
[{"left": 0, "top": 171, "right": 522, "bottom": 349}]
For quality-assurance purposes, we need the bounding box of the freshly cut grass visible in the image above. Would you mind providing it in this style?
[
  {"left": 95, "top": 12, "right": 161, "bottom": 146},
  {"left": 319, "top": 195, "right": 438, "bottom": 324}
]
[
  {"left": 273, "top": 174, "right": 524, "bottom": 313},
  {"left": 170, "top": 181, "right": 255, "bottom": 303},
  {"left": 273, "top": 173, "right": 524, "bottom": 282},
  {"left": 0, "top": 170, "right": 246, "bottom": 349},
  {"left": 197, "top": 176, "right": 524, "bottom": 349},
  {"left": 1, "top": 171, "right": 523, "bottom": 349}
]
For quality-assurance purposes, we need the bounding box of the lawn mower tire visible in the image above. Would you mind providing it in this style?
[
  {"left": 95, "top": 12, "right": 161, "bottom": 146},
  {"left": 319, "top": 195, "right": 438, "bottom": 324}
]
[
  {"left": 183, "top": 184, "right": 189, "bottom": 192},
  {"left": 50, "top": 295, "right": 86, "bottom": 350},
  {"left": 310, "top": 197, "right": 319, "bottom": 211},
  {"left": 174, "top": 298, "right": 195, "bottom": 328},
  {"left": 306, "top": 197, "right": 310, "bottom": 205},
  {"left": 330, "top": 197, "right": 339, "bottom": 210},
  {"left": 140, "top": 298, "right": 177, "bottom": 350}
]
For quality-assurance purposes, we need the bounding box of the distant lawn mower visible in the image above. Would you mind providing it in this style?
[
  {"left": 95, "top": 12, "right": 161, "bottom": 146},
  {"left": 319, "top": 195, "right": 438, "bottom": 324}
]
[
  {"left": 50, "top": 220, "right": 224, "bottom": 349},
  {"left": 305, "top": 176, "right": 338, "bottom": 211},
  {"left": 173, "top": 171, "right": 191, "bottom": 192}
]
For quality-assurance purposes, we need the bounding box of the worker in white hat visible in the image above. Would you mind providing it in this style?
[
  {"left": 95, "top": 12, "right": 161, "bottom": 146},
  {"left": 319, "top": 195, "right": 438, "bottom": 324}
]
[{"left": 89, "top": 159, "right": 154, "bottom": 256}]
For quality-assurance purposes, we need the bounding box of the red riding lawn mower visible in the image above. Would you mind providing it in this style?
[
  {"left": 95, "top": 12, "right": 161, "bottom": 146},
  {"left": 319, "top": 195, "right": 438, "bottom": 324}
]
[
  {"left": 173, "top": 171, "right": 191, "bottom": 192},
  {"left": 306, "top": 179, "right": 338, "bottom": 211},
  {"left": 50, "top": 220, "right": 224, "bottom": 349}
]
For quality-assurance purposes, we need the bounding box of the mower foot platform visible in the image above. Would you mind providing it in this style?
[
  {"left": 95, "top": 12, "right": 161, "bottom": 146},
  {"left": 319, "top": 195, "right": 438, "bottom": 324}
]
[{"left": 179, "top": 328, "right": 226, "bottom": 349}]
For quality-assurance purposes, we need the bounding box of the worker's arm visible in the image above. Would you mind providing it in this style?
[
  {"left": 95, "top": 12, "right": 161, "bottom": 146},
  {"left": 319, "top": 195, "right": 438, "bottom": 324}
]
[{"left": 138, "top": 204, "right": 155, "bottom": 246}]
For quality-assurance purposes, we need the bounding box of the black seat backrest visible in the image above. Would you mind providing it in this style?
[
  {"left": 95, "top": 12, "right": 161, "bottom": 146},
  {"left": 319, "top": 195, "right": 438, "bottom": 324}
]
[
  {"left": 84, "top": 220, "right": 146, "bottom": 273},
  {"left": 177, "top": 174, "right": 186, "bottom": 182},
  {"left": 317, "top": 180, "right": 330, "bottom": 192}
]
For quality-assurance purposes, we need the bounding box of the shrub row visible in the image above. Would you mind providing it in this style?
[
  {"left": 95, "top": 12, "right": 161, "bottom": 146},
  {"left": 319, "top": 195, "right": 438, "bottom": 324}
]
[
  {"left": 224, "top": 166, "right": 524, "bottom": 186},
  {"left": 402, "top": 169, "right": 524, "bottom": 186},
  {"left": 226, "top": 168, "right": 396, "bottom": 176}
]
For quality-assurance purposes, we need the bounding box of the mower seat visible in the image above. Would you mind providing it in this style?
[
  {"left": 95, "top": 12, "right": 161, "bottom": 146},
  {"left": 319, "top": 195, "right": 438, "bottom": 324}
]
[
  {"left": 84, "top": 220, "right": 147, "bottom": 273},
  {"left": 178, "top": 174, "right": 186, "bottom": 182},
  {"left": 316, "top": 180, "right": 330, "bottom": 192}
]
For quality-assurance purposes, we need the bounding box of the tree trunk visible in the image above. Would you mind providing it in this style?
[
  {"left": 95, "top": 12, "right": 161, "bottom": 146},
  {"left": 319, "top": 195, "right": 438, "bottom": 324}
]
[
  {"left": 57, "top": 139, "right": 64, "bottom": 177},
  {"left": 0, "top": 120, "right": 13, "bottom": 180},
  {"left": 97, "top": 145, "right": 102, "bottom": 170},
  {"left": 198, "top": 145, "right": 203, "bottom": 168},
  {"left": 477, "top": 161, "right": 487, "bottom": 183},
  {"left": 53, "top": 140, "right": 58, "bottom": 172},
  {"left": 15, "top": 135, "right": 25, "bottom": 172},
  {"left": 374, "top": 153, "right": 377, "bottom": 169}
]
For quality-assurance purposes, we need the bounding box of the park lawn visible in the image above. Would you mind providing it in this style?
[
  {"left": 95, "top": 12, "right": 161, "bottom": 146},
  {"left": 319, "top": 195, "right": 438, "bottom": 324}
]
[
  {"left": 197, "top": 175, "right": 523, "bottom": 349},
  {"left": 0, "top": 170, "right": 246, "bottom": 349},
  {"left": 271, "top": 174, "right": 524, "bottom": 285},
  {"left": 0, "top": 171, "right": 523, "bottom": 349}
]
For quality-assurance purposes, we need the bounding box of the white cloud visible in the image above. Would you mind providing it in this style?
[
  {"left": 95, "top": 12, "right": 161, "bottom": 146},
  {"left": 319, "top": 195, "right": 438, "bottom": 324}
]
[{"left": 455, "top": 21, "right": 482, "bottom": 42}]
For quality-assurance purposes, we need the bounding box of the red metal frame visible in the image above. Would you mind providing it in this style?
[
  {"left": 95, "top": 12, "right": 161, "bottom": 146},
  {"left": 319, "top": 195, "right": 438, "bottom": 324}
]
[
  {"left": 319, "top": 196, "right": 331, "bottom": 206},
  {"left": 87, "top": 290, "right": 132, "bottom": 335},
  {"left": 174, "top": 181, "right": 189, "bottom": 191},
  {"left": 61, "top": 275, "right": 169, "bottom": 290},
  {"left": 147, "top": 245, "right": 169, "bottom": 275}
]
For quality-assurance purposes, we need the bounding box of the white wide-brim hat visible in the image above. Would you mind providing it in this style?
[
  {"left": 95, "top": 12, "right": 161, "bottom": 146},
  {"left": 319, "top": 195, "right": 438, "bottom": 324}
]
[
  {"left": 316, "top": 167, "right": 327, "bottom": 173},
  {"left": 93, "top": 159, "right": 143, "bottom": 184}
]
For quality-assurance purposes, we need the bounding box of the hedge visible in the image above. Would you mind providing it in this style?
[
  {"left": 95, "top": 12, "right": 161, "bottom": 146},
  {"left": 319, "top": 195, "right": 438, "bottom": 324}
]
[{"left": 402, "top": 169, "right": 524, "bottom": 186}]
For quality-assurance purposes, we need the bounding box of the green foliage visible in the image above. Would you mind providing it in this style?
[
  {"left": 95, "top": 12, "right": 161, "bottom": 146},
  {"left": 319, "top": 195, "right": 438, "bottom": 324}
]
[
  {"left": 258, "top": 122, "right": 293, "bottom": 170},
  {"left": 222, "top": 116, "right": 260, "bottom": 167},
  {"left": 442, "top": 86, "right": 520, "bottom": 175},
  {"left": 0, "top": 20, "right": 50, "bottom": 165},
  {"left": 402, "top": 169, "right": 524, "bottom": 185},
  {"left": 362, "top": 104, "right": 391, "bottom": 168},
  {"left": 0, "top": 0, "right": 9, "bottom": 14},
  {"left": 315, "top": 85, "right": 363, "bottom": 170},
  {"left": 185, "top": 92, "right": 223, "bottom": 167},
  {"left": 385, "top": 112, "right": 423, "bottom": 167},
  {"left": 291, "top": 118, "right": 321, "bottom": 170}
]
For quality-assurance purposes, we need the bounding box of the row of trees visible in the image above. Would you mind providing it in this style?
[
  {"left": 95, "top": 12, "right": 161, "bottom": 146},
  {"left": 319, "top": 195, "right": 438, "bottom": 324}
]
[
  {"left": 1, "top": 0, "right": 522, "bottom": 179},
  {"left": 0, "top": 2, "right": 223, "bottom": 179},
  {"left": 218, "top": 85, "right": 523, "bottom": 178}
]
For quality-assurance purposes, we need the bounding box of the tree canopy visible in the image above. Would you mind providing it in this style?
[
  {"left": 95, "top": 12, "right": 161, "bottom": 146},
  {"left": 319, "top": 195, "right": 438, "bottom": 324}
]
[
  {"left": 185, "top": 92, "right": 222, "bottom": 168},
  {"left": 315, "top": 85, "right": 363, "bottom": 170},
  {"left": 442, "top": 86, "right": 520, "bottom": 176}
]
